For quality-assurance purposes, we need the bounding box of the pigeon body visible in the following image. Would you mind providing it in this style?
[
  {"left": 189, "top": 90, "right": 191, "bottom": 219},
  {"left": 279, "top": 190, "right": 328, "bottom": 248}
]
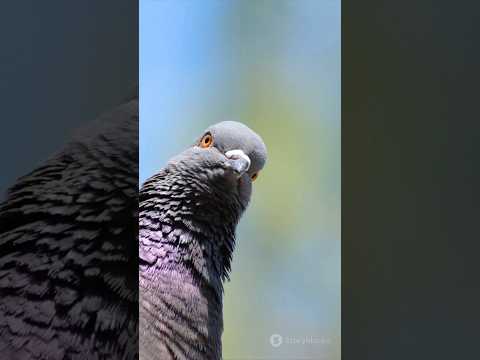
[
  {"left": 0, "top": 96, "right": 139, "bottom": 359},
  {"left": 139, "top": 121, "right": 267, "bottom": 360}
]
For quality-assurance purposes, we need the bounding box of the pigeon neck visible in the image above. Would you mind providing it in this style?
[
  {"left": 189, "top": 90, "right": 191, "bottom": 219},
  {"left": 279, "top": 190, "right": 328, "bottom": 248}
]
[
  {"left": 139, "top": 172, "right": 244, "bottom": 287},
  {"left": 140, "top": 220, "right": 233, "bottom": 283}
]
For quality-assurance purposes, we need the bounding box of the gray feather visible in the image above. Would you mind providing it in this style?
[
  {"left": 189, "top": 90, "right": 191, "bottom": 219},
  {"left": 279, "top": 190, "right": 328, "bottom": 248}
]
[{"left": 0, "top": 97, "right": 139, "bottom": 359}]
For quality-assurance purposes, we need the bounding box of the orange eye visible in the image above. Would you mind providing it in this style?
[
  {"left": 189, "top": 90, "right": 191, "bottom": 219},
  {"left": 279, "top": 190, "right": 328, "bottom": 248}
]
[
  {"left": 200, "top": 133, "right": 213, "bottom": 148},
  {"left": 251, "top": 172, "right": 259, "bottom": 181}
]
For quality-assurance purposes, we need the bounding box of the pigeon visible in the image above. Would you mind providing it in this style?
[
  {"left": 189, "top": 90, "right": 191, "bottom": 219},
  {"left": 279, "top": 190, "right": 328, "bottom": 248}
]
[
  {"left": 139, "top": 121, "right": 267, "bottom": 360},
  {"left": 0, "top": 94, "right": 139, "bottom": 359}
]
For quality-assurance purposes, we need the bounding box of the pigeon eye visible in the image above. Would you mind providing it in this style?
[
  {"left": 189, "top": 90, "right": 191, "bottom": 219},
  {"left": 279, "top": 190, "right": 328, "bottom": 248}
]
[
  {"left": 251, "top": 172, "right": 259, "bottom": 181},
  {"left": 200, "top": 133, "right": 213, "bottom": 148}
]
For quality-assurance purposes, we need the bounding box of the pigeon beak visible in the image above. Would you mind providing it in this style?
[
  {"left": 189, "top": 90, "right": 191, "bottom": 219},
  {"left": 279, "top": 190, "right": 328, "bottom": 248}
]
[{"left": 225, "top": 149, "right": 251, "bottom": 177}]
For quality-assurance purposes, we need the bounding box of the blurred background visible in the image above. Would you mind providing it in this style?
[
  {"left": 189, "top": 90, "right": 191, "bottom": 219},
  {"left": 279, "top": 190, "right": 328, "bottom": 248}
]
[{"left": 140, "top": 0, "right": 340, "bottom": 358}]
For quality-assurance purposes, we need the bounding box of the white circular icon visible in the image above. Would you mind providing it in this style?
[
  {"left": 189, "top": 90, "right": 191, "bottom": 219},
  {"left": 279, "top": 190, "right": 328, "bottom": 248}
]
[{"left": 270, "top": 334, "right": 283, "bottom": 347}]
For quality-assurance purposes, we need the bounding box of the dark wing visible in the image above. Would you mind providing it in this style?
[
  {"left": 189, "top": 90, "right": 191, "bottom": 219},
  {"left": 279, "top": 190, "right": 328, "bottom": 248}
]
[{"left": 0, "top": 98, "right": 138, "bottom": 360}]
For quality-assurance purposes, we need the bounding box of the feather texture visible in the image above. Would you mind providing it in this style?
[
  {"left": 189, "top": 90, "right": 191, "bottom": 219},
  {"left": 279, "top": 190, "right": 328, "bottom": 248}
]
[{"left": 0, "top": 98, "right": 139, "bottom": 359}]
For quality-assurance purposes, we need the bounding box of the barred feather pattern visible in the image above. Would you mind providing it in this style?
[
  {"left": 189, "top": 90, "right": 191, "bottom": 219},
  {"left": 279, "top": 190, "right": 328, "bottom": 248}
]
[
  {"left": 0, "top": 99, "right": 139, "bottom": 359},
  {"left": 139, "top": 158, "right": 246, "bottom": 360}
]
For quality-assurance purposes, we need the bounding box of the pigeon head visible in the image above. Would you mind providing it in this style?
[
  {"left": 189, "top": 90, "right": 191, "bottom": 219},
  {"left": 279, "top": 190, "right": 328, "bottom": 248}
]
[
  {"left": 166, "top": 121, "right": 267, "bottom": 211},
  {"left": 201, "top": 120, "right": 267, "bottom": 179}
]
